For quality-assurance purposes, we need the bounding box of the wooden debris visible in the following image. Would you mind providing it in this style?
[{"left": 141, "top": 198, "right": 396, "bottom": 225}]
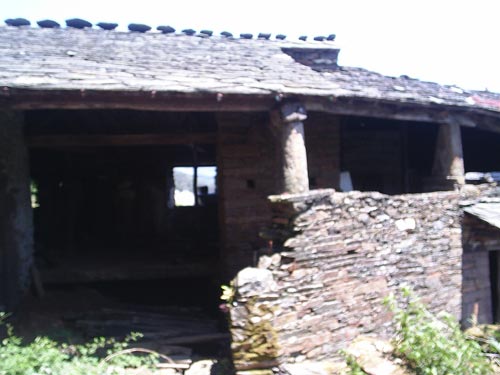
[{"left": 66, "top": 304, "right": 227, "bottom": 360}]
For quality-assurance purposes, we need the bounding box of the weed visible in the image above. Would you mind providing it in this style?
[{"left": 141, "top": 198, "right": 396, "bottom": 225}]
[
  {"left": 0, "top": 313, "right": 158, "bottom": 375},
  {"left": 384, "top": 287, "right": 493, "bottom": 375}
]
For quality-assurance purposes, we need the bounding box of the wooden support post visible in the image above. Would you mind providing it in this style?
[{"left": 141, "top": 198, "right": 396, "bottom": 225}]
[
  {"left": 430, "top": 123, "right": 465, "bottom": 190},
  {"left": 275, "top": 101, "right": 310, "bottom": 194},
  {"left": 0, "top": 111, "right": 34, "bottom": 310}
]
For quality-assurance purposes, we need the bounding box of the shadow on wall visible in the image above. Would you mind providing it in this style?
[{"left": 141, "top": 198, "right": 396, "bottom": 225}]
[{"left": 461, "top": 212, "right": 500, "bottom": 326}]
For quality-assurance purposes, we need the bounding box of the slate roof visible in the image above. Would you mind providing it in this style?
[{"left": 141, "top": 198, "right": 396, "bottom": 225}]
[
  {"left": 464, "top": 200, "right": 500, "bottom": 230},
  {"left": 1, "top": 25, "right": 500, "bottom": 115}
]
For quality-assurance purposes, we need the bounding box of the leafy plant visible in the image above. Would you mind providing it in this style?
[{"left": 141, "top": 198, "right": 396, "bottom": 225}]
[
  {"left": 30, "top": 180, "right": 40, "bottom": 208},
  {"left": 220, "top": 284, "right": 235, "bottom": 304},
  {"left": 343, "top": 352, "right": 368, "bottom": 375},
  {"left": 0, "top": 314, "right": 159, "bottom": 375},
  {"left": 384, "top": 287, "right": 493, "bottom": 375},
  {"left": 220, "top": 283, "right": 235, "bottom": 314}
]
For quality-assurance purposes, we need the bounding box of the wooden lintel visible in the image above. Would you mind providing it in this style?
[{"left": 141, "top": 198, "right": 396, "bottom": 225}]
[
  {"left": 305, "top": 98, "right": 453, "bottom": 124},
  {"left": 2, "top": 89, "right": 500, "bottom": 133},
  {"left": 27, "top": 133, "right": 217, "bottom": 148},
  {"left": 305, "top": 97, "right": 500, "bottom": 133},
  {"left": 0, "top": 89, "right": 275, "bottom": 112}
]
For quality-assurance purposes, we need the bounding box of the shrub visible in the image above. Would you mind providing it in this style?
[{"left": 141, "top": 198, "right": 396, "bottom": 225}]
[
  {"left": 384, "top": 287, "right": 493, "bottom": 375},
  {"left": 0, "top": 313, "right": 158, "bottom": 375},
  {"left": 343, "top": 353, "right": 368, "bottom": 375}
]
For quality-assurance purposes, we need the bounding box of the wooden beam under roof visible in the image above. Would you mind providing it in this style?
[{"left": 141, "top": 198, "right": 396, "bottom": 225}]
[
  {"left": 3, "top": 88, "right": 500, "bottom": 133},
  {"left": 0, "top": 89, "right": 275, "bottom": 112},
  {"left": 27, "top": 132, "right": 216, "bottom": 148}
]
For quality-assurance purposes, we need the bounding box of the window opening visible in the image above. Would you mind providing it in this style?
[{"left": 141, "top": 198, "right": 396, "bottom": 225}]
[{"left": 173, "top": 166, "right": 217, "bottom": 207}]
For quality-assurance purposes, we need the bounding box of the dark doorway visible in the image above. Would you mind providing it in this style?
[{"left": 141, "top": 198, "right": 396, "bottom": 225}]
[{"left": 21, "top": 109, "right": 229, "bottom": 359}]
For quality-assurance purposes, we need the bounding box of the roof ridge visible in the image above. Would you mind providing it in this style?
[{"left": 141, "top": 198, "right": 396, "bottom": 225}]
[{"left": 3, "top": 17, "right": 336, "bottom": 43}]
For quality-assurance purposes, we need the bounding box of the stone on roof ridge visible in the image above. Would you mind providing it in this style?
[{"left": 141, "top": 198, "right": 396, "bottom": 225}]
[
  {"left": 182, "top": 28, "right": 196, "bottom": 36},
  {"left": 128, "top": 23, "right": 151, "bottom": 33},
  {"left": 37, "top": 19, "right": 60, "bottom": 28},
  {"left": 3, "top": 18, "right": 337, "bottom": 43},
  {"left": 66, "top": 18, "right": 92, "bottom": 29},
  {"left": 97, "top": 22, "right": 118, "bottom": 30},
  {"left": 157, "top": 25, "right": 175, "bottom": 33},
  {"left": 5, "top": 18, "right": 30, "bottom": 27}
]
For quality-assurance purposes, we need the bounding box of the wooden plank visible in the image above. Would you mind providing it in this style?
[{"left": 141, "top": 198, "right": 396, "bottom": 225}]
[
  {"left": 160, "top": 333, "right": 230, "bottom": 345},
  {"left": 27, "top": 133, "right": 216, "bottom": 148},
  {"left": 41, "top": 259, "right": 218, "bottom": 284},
  {"left": 0, "top": 89, "right": 275, "bottom": 112},
  {"left": 157, "top": 363, "right": 190, "bottom": 370},
  {"left": 307, "top": 96, "right": 500, "bottom": 133},
  {"left": 2, "top": 88, "right": 500, "bottom": 134}
]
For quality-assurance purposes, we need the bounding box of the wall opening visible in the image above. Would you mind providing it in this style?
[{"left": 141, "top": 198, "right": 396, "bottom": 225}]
[
  {"left": 340, "top": 116, "right": 439, "bottom": 194},
  {"left": 21, "top": 109, "right": 229, "bottom": 359},
  {"left": 173, "top": 166, "right": 217, "bottom": 207},
  {"left": 463, "top": 127, "right": 500, "bottom": 173}
]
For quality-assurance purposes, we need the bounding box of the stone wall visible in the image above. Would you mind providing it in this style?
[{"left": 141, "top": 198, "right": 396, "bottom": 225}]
[
  {"left": 229, "top": 189, "right": 463, "bottom": 370},
  {"left": 0, "top": 111, "right": 34, "bottom": 311},
  {"left": 217, "top": 112, "right": 340, "bottom": 278},
  {"left": 217, "top": 112, "right": 277, "bottom": 277},
  {"left": 462, "top": 210, "right": 500, "bottom": 325}
]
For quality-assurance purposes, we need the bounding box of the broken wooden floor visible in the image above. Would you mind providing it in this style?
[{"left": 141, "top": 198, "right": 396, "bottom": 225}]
[{"left": 12, "top": 284, "right": 231, "bottom": 373}]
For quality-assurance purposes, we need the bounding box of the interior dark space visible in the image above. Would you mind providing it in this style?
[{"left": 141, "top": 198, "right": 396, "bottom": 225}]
[
  {"left": 18, "top": 109, "right": 229, "bottom": 359},
  {"left": 341, "top": 116, "right": 438, "bottom": 194},
  {"left": 462, "top": 127, "right": 500, "bottom": 172}
]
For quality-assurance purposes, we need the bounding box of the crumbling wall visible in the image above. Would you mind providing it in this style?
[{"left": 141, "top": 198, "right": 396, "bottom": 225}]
[
  {"left": 0, "top": 111, "right": 34, "bottom": 311},
  {"left": 229, "top": 189, "right": 463, "bottom": 370}
]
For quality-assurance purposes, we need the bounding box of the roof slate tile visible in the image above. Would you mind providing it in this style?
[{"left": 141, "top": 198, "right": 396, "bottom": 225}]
[{"left": 0, "top": 26, "right": 498, "bottom": 115}]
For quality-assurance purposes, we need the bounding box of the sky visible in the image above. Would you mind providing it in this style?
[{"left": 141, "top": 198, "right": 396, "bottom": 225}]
[{"left": 2, "top": 0, "right": 500, "bottom": 92}]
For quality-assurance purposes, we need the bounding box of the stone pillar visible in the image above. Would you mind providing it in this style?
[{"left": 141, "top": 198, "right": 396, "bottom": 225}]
[
  {"left": 229, "top": 267, "right": 280, "bottom": 373},
  {"left": 275, "top": 102, "right": 309, "bottom": 194},
  {"left": 0, "top": 111, "right": 34, "bottom": 311},
  {"left": 429, "top": 123, "right": 465, "bottom": 190}
]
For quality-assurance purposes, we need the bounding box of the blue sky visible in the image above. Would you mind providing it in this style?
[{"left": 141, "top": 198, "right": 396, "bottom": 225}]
[{"left": 2, "top": 0, "right": 500, "bottom": 92}]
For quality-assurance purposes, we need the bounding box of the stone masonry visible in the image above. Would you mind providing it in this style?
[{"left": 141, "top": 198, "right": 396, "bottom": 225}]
[{"left": 229, "top": 189, "right": 463, "bottom": 371}]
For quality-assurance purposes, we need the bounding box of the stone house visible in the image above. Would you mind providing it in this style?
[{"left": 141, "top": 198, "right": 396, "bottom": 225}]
[{"left": 1, "top": 20, "right": 500, "bottom": 371}]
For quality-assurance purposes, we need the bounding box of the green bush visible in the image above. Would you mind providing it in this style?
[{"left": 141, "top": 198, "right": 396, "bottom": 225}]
[
  {"left": 0, "top": 312, "right": 158, "bottom": 375},
  {"left": 343, "top": 353, "right": 368, "bottom": 375},
  {"left": 385, "top": 287, "right": 493, "bottom": 375}
]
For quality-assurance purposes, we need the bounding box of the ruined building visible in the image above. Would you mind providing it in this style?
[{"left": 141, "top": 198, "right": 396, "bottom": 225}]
[{"left": 1, "top": 20, "right": 500, "bottom": 372}]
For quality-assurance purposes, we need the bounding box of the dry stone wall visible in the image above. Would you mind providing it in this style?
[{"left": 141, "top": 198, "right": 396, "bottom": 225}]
[
  {"left": 217, "top": 112, "right": 340, "bottom": 278},
  {"left": 461, "top": 189, "right": 500, "bottom": 325},
  {"left": 230, "top": 189, "right": 463, "bottom": 370}
]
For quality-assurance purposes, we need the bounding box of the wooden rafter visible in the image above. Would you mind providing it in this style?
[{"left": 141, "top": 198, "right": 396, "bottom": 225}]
[{"left": 27, "top": 133, "right": 216, "bottom": 148}]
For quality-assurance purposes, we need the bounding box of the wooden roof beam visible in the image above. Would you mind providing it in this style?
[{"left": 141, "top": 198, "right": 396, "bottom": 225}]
[
  {"left": 27, "top": 132, "right": 216, "bottom": 148},
  {"left": 0, "top": 89, "right": 275, "bottom": 112}
]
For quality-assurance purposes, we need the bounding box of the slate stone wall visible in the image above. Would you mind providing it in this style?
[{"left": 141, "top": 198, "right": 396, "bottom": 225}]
[
  {"left": 217, "top": 112, "right": 340, "bottom": 278},
  {"left": 461, "top": 210, "right": 500, "bottom": 325},
  {"left": 230, "top": 189, "right": 463, "bottom": 369}
]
